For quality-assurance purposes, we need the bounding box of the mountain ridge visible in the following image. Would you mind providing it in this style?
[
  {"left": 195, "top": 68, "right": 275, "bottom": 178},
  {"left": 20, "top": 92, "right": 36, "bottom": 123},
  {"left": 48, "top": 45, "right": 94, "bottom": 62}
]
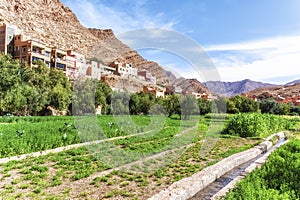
[
  {"left": 285, "top": 79, "right": 300, "bottom": 86},
  {"left": 203, "top": 79, "right": 278, "bottom": 96}
]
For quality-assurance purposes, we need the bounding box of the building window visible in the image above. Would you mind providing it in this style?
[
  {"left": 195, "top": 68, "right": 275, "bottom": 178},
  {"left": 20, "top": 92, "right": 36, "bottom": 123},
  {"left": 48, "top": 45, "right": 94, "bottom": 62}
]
[
  {"left": 45, "top": 51, "right": 50, "bottom": 57},
  {"left": 56, "top": 63, "right": 66, "bottom": 70},
  {"left": 22, "top": 47, "right": 26, "bottom": 53},
  {"left": 32, "top": 56, "right": 44, "bottom": 63}
]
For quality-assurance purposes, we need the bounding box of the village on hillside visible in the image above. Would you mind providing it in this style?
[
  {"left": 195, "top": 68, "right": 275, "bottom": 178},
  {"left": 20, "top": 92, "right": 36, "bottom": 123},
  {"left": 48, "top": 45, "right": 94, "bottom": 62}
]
[
  {"left": 1, "top": 23, "right": 299, "bottom": 106},
  {"left": 0, "top": 23, "right": 215, "bottom": 100}
]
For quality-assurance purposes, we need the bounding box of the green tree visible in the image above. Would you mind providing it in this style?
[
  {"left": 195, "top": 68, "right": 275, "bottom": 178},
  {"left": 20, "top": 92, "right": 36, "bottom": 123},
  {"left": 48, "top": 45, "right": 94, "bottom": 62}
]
[
  {"left": 240, "top": 97, "right": 260, "bottom": 112},
  {"left": 230, "top": 95, "right": 259, "bottom": 113},
  {"left": 274, "top": 103, "right": 290, "bottom": 115},
  {"left": 48, "top": 68, "right": 72, "bottom": 111},
  {"left": 95, "top": 81, "right": 112, "bottom": 114},
  {"left": 50, "top": 84, "right": 71, "bottom": 111},
  {"left": 290, "top": 105, "right": 300, "bottom": 116},
  {"left": 226, "top": 98, "right": 239, "bottom": 114},
  {"left": 163, "top": 94, "right": 181, "bottom": 117},
  {"left": 136, "top": 92, "right": 155, "bottom": 115},
  {"left": 181, "top": 95, "right": 199, "bottom": 120},
  {"left": 0, "top": 54, "right": 28, "bottom": 115},
  {"left": 111, "top": 91, "right": 130, "bottom": 115},
  {"left": 129, "top": 93, "right": 140, "bottom": 115},
  {"left": 23, "top": 85, "right": 47, "bottom": 115},
  {"left": 260, "top": 99, "right": 279, "bottom": 114},
  {"left": 72, "top": 79, "right": 97, "bottom": 115},
  {"left": 198, "top": 98, "right": 211, "bottom": 115},
  {"left": 0, "top": 53, "right": 76, "bottom": 115},
  {"left": 1, "top": 85, "right": 27, "bottom": 115},
  {"left": 212, "top": 97, "right": 227, "bottom": 113}
]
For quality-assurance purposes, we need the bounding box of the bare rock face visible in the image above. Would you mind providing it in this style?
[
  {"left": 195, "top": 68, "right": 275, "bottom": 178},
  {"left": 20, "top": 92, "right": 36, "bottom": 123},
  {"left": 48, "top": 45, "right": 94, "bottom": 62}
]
[
  {"left": 172, "top": 77, "right": 210, "bottom": 94},
  {"left": 0, "top": 0, "right": 169, "bottom": 85}
]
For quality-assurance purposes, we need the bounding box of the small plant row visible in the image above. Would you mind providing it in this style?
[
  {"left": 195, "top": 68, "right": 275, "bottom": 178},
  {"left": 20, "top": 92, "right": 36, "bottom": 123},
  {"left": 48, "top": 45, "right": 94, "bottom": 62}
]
[
  {"left": 224, "top": 138, "right": 300, "bottom": 200},
  {"left": 0, "top": 115, "right": 186, "bottom": 158},
  {"left": 0, "top": 115, "right": 74, "bottom": 123},
  {"left": 0, "top": 115, "right": 146, "bottom": 158},
  {"left": 0, "top": 135, "right": 260, "bottom": 199},
  {"left": 0, "top": 120, "right": 80, "bottom": 158}
]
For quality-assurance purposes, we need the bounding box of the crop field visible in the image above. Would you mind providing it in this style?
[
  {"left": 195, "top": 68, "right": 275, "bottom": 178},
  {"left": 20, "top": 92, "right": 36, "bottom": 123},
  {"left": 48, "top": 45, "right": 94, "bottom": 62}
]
[
  {"left": 0, "top": 115, "right": 173, "bottom": 158},
  {"left": 0, "top": 114, "right": 299, "bottom": 199},
  {"left": 224, "top": 138, "right": 300, "bottom": 200}
]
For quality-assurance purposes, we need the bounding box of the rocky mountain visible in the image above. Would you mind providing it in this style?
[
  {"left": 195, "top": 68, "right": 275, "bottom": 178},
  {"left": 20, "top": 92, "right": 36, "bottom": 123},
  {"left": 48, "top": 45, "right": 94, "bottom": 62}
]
[
  {"left": 0, "top": 0, "right": 169, "bottom": 85},
  {"left": 204, "top": 79, "right": 277, "bottom": 97},
  {"left": 172, "top": 77, "right": 209, "bottom": 94},
  {"left": 285, "top": 79, "right": 300, "bottom": 86},
  {"left": 163, "top": 70, "right": 209, "bottom": 94},
  {"left": 164, "top": 70, "right": 177, "bottom": 83}
]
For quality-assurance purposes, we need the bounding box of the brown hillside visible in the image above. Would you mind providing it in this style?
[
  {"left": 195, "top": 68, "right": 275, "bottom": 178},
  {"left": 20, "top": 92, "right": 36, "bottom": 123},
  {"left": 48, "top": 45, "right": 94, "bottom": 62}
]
[
  {"left": 172, "top": 77, "right": 209, "bottom": 94},
  {"left": 0, "top": 0, "right": 169, "bottom": 84},
  {"left": 244, "top": 83, "right": 300, "bottom": 98}
]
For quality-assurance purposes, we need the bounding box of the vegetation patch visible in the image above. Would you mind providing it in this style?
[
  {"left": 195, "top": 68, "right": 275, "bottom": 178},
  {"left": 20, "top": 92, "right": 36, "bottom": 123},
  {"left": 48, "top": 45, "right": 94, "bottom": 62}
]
[
  {"left": 222, "top": 113, "right": 299, "bottom": 137},
  {"left": 223, "top": 139, "right": 300, "bottom": 200}
]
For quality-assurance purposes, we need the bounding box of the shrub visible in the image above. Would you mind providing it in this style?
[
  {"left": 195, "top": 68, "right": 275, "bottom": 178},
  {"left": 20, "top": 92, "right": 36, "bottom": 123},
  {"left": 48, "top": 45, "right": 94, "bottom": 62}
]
[{"left": 223, "top": 113, "right": 296, "bottom": 138}]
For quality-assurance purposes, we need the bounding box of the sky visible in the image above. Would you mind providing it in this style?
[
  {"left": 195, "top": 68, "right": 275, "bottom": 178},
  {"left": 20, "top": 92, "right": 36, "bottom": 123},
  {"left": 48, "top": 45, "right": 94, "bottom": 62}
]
[{"left": 62, "top": 0, "right": 300, "bottom": 84}]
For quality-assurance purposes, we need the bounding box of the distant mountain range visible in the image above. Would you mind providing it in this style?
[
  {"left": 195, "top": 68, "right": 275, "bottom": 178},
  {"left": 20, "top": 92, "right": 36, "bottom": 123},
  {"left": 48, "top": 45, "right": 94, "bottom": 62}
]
[
  {"left": 165, "top": 67, "right": 300, "bottom": 97},
  {"left": 203, "top": 79, "right": 277, "bottom": 97},
  {"left": 285, "top": 79, "right": 300, "bottom": 86}
]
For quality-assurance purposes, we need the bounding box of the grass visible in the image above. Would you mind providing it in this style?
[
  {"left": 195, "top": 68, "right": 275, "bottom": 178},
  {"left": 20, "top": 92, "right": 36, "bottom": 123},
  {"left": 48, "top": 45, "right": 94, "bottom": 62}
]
[
  {"left": 0, "top": 137, "right": 260, "bottom": 199},
  {"left": 1, "top": 114, "right": 294, "bottom": 199},
  {"left": 223, "top": 138, "right": 300, "bottom": 200}
]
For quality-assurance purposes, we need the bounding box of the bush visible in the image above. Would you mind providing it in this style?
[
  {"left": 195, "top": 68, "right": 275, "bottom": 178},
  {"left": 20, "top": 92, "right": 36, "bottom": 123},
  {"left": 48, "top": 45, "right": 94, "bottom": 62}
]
[{"left": 223, "top": 113, "right": 297, "bottom": 138}]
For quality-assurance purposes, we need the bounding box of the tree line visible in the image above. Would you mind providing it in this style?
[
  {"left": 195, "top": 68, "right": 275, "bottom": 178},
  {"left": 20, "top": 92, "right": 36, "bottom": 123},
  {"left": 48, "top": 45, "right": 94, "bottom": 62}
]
[{"left": 0, "top": 53, "right": 299, "bottom": 117}]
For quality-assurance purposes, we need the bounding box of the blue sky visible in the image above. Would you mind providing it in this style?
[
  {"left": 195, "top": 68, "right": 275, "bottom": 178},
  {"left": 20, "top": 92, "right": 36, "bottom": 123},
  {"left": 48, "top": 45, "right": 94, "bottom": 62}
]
[{"left": 62, "top": 0, "right": 300, "bottom": 84}]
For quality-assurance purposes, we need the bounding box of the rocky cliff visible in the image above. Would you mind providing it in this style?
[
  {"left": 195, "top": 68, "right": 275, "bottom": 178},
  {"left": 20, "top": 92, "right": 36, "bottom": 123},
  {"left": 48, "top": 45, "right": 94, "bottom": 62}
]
[
  {"left": 0, "top": 0, "right": 169, "bottom": 84},
  {"left": 172, "top": 77, "right": 210, "bottom": 94}
]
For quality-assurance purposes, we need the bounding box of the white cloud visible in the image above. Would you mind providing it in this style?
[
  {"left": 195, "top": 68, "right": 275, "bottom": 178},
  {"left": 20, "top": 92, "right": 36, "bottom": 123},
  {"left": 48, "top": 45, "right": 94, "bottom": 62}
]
[
  {"left": 63, "top": 0, "right": 176, "bottom": 33},
  {"left": 62, "top": 0, "right": 299, "bottom": 84},
  {"left": 204, "top": 35, "right": 300, "bottom": 84}
]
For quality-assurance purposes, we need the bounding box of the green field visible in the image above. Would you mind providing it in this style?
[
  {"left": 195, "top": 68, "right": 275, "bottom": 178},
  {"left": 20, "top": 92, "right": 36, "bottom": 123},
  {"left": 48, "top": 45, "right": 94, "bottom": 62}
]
[
  {"left": 223, "top": 138, "right": 300, "bottom": 200},
  {"left": 0, "top": 114, "right": 299, "bottom": 199}
]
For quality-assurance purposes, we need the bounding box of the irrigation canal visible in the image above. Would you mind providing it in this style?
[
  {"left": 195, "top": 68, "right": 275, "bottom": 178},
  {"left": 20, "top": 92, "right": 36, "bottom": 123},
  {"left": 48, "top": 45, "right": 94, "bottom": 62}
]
[{"left": 189, "top": 137, "right": 287, "bottom": 200}]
